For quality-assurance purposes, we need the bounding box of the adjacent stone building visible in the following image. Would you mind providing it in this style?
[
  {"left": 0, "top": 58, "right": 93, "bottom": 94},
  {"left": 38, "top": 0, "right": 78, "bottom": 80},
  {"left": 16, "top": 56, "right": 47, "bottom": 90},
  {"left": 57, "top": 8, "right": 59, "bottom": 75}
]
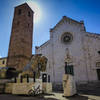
[
  {"left": 7, "top": 3, "right": 33, "bottom": 71},
  {"left": 0, "top": 57, "right": 7, "bottom": 67},
  {"left": 35, "top": 16, "right": 100, "bottom": 86}
]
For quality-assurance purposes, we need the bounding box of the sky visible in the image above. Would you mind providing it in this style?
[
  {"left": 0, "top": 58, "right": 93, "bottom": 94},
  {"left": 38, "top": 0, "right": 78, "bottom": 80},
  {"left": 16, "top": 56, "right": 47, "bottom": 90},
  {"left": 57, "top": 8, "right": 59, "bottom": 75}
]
[{"left": 0, "top": 0, "right": 100, "bottom": 58}]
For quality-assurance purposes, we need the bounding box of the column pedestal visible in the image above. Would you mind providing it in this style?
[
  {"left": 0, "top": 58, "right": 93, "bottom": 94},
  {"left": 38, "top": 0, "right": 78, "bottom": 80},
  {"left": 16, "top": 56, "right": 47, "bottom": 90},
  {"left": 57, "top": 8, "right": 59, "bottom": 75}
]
[{"left": 63, "top": 74, "right": 77, "bottom": 97}]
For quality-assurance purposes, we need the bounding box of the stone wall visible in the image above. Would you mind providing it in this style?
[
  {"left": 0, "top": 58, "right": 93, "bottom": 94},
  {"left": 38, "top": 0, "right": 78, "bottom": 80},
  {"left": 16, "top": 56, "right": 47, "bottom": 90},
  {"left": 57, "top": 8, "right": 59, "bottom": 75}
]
[
  {"left": 0, "top": 57, "right": 7, "bottom": 67},
  {"left": 12, "top": 83, "right": 34, "bottom": 95},
  {"left": 5, "top": 83, "right": 13, "bottom": 94}
]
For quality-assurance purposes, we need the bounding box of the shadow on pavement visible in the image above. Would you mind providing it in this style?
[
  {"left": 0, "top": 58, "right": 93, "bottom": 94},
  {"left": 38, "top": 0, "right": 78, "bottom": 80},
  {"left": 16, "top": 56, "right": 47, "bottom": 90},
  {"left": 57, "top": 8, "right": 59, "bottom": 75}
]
[
  {"left": 77, "top": 81, "right": 100, "bottom": 97},
  {"left": 64, "top": 94, "right": 88, "bottom": 100},
  {"left": 78, "top": 90, "right": 100, "bottom": 97},
  {"left": 18, "top": 93, "right": 58, "bottom": 100},
  {"left": 0, "top": 94, "right": 58, "bottom": 100}
]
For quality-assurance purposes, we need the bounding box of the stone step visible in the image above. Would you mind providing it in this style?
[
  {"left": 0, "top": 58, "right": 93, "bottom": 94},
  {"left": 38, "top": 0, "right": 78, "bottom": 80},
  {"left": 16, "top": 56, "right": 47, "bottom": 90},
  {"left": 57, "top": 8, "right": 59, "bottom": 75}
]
[{"left": 77, "top": 82, "right": 100, "bottom": 93}]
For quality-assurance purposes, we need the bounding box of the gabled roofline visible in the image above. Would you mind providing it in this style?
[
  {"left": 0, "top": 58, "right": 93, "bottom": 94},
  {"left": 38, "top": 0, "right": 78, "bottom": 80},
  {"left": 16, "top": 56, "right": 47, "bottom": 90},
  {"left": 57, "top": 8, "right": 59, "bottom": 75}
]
[
  {"left": 15, "top": 3, "right": 34, "bottom": 13},
  {"left": 50, "top": 16, "right": 84, "bottom": 32},
  {"left": 35, "top": 40, "right": 50, "bottom": 49}
]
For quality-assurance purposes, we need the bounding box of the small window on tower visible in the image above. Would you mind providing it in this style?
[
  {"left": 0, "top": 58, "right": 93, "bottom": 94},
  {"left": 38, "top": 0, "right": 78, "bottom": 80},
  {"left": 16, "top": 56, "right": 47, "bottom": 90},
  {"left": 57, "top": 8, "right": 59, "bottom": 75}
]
[
  {"left": 17, "top": 21, "right": 20, "bottom": 25},
  {"left": 28, "top": 23, "right": 30, "bottom": 27},
  {"left": 28, "top": 11, "right": 31, "bottom": 17},
  {"left": 18, "top": 9, "right": 21, "bottom": 15}
]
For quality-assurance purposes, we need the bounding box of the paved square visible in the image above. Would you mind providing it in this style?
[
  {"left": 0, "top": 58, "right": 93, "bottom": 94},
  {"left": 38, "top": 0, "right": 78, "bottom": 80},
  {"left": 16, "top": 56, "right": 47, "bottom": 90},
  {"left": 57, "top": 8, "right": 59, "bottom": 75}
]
[{"left": 0, "top": 92, "right": 100, "bottom": 100}]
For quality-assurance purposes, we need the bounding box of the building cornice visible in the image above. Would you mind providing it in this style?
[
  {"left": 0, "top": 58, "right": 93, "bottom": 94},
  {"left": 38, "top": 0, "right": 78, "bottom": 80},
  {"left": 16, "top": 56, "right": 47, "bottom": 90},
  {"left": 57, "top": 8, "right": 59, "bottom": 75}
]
[{"left": 85, "top": 32, "right": 100, "bottom": 39}]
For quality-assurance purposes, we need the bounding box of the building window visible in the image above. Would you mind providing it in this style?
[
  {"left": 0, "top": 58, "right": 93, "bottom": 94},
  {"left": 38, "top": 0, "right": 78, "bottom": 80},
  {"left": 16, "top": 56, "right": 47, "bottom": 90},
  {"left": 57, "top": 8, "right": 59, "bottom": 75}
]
[
  {"left": 28, "top": 11, "right": 31, "bottom": 17},
  {"left": 96, "top": 62, "right": 100, "bottom": 67},
  {"left": 17, "top": 21, "right": 20, "bottom": 25},
  {"left": 28, "top": 23, "right": 30, "bottom": 27},
  {"left": 98, "top": 51, "right": 100, "bottom": 55},
  {"left": 2, "top": 60, "right": 5, "bottom": 64},
  {"left": 18, "top": 9, "right": 21, "bottom": 15}
]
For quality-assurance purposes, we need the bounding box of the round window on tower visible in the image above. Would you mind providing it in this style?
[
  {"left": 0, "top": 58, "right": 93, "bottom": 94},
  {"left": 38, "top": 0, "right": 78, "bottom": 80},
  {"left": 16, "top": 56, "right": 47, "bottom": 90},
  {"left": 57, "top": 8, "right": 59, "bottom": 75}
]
[{"left": 61, "top": 32, "right": 73, "bottom": 44}]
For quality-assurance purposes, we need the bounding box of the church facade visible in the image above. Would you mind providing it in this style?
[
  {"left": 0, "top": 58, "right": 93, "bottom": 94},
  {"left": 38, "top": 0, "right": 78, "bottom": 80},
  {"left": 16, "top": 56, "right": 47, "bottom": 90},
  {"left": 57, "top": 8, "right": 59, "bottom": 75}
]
[{"left": 35, "top": 16, "right": 100, "bottom": 86}]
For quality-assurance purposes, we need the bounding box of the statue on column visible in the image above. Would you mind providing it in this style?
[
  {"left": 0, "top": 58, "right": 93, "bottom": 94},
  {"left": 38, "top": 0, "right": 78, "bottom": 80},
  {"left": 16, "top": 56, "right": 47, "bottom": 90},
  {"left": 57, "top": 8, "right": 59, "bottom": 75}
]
[{"left": 63, "top": 48, "right": 77, "bottom": 97}]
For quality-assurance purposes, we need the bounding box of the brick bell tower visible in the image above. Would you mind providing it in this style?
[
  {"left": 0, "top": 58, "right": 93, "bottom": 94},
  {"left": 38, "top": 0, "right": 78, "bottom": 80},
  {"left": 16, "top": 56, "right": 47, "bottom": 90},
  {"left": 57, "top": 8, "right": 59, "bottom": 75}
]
[{"left": 7, "top": 3, "right": 34, "bottom": 71}]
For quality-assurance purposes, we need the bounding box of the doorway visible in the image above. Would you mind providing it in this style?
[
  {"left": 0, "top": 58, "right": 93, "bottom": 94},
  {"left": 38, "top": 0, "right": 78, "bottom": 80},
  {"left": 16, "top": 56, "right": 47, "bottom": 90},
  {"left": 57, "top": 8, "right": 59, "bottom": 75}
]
[{"left": 97, "top": 69, "right": 100, "bottom": 80}]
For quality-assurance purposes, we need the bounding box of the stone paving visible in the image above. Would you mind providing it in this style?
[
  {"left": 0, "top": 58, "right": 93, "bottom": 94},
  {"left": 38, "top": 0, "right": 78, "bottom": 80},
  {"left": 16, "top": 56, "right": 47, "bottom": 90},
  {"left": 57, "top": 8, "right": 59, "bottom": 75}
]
[
  {"left": 44, "top": 92, "right": 100, "bottom": 100},
  {"left": 0, "top": 92, "right": 100, "bottom": 100}
]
